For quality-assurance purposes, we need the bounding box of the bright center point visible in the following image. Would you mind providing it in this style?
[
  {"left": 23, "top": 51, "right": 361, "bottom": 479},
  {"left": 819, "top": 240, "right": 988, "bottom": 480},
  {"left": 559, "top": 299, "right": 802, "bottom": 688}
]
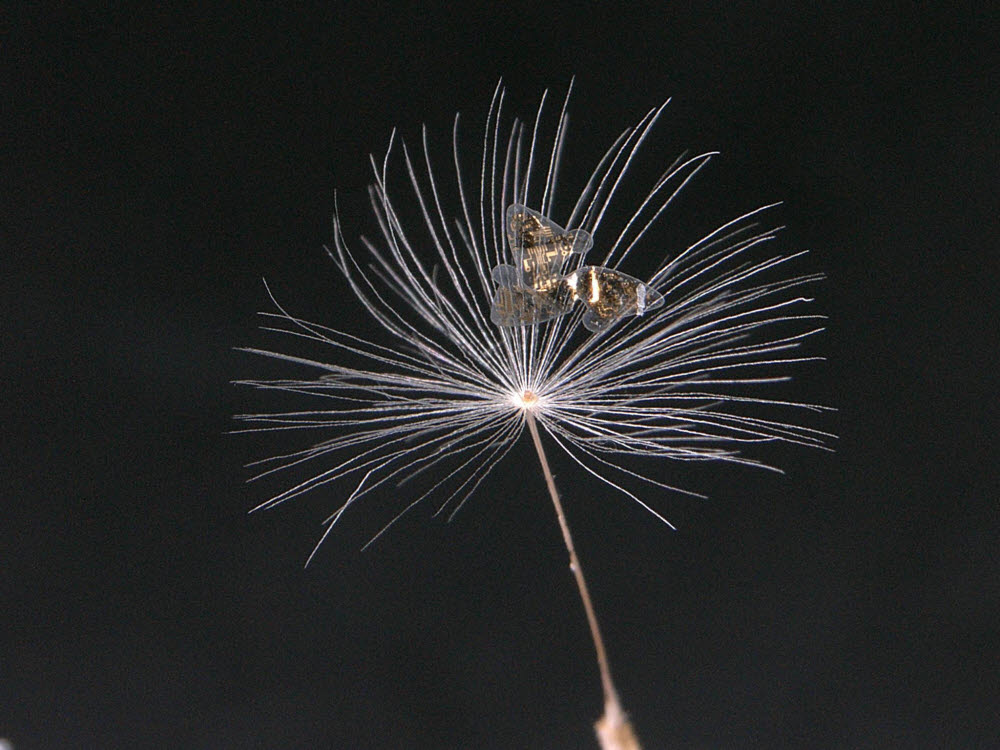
[{"left": 514, "top": 389, "right": 539, "bottom": 410}]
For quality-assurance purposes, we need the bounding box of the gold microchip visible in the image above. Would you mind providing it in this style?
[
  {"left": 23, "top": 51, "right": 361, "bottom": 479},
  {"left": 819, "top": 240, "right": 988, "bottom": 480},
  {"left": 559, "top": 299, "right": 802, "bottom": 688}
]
[
  {"left": 506, "top": 204, "right": 592, "bottom": 293},
  {"left": 562, "top": 266, "right": 665, "bottom": 332},
  {"left": 491, "top": 205, "right": 662, "bottom": 332}
]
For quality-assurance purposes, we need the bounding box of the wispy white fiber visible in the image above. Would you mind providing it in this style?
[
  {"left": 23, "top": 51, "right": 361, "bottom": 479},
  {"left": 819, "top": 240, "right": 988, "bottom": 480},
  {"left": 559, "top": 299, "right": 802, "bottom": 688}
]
[{"left": 236, "top": 82, "right": 832, "bottom": 562}]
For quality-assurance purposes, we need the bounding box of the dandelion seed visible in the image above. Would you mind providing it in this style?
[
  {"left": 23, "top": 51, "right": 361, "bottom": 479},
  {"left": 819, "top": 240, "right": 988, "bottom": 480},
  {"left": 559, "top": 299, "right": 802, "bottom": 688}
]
[{"left": 236, "top": 81, "right": 832, "bottom": 748}]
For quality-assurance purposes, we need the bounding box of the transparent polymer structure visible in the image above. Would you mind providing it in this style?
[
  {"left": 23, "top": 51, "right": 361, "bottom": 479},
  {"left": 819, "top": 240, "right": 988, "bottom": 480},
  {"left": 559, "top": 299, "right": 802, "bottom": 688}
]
[{"left": 490, "top": 204, "right": 664, "bottom": 332}]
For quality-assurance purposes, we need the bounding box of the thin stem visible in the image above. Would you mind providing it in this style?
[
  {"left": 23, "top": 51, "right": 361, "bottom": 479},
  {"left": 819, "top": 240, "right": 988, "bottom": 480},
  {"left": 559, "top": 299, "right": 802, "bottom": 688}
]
[{"left": 524, "top": 410, "right": 641, "bottom": 750}]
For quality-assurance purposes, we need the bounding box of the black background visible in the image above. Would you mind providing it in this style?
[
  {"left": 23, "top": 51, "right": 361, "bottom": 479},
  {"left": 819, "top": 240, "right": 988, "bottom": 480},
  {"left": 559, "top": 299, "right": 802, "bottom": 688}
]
[{"left": 4, "top": 3, "right": 997, "bottom": 748}]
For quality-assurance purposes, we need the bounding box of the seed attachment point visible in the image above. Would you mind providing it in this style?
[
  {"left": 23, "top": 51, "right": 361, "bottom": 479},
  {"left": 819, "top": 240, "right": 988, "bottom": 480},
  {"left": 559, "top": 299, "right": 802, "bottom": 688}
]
[{"left": 513, "top": 389, "right": 540, "bottom": 411}]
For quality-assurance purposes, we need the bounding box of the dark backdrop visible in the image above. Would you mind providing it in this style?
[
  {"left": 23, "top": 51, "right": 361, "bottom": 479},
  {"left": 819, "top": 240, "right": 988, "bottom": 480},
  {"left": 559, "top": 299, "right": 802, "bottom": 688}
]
[{"left": 4, "top": 3, "right": 996, "bottom": 748}]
